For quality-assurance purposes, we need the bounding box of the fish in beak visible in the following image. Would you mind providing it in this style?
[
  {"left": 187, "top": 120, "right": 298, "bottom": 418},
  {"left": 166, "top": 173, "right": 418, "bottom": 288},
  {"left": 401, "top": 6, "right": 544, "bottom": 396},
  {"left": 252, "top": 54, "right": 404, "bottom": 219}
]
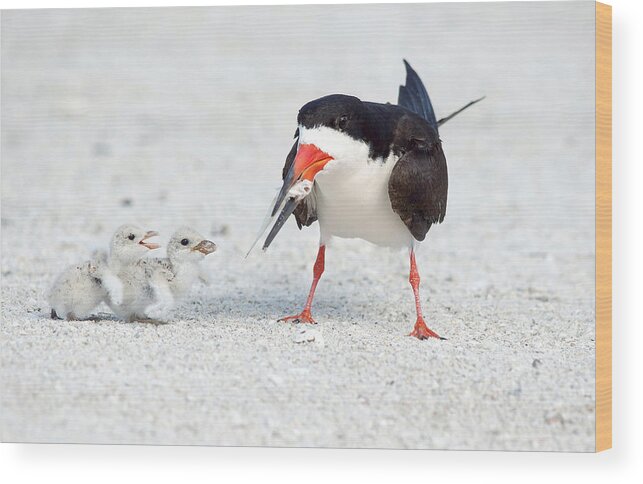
[
  {"left": 192, "top": 239, "right": 217, "bottom": 255},
  {"left": 139, "top": 230, "right": 160, "bottom": 250},
  {"left": 263, "top": 144, "right": 333, "bottom": 250}
]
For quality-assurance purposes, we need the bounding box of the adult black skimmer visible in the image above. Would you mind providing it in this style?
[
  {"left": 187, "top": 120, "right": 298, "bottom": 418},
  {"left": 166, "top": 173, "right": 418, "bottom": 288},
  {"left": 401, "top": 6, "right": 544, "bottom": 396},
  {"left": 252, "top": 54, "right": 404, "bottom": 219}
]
[{"left": 261, "top": 61, "right": 482, "bottom": 339}]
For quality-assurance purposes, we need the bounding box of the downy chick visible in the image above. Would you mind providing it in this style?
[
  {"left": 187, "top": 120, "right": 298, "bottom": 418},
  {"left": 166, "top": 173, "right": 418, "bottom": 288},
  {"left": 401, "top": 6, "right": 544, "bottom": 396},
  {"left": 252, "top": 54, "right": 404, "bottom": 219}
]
[
  {"left": 110, "top": 227, "right": 216, "bottom": 322},
  {"left": 49, "top": 224, "right": 159, "bottom": 320}
]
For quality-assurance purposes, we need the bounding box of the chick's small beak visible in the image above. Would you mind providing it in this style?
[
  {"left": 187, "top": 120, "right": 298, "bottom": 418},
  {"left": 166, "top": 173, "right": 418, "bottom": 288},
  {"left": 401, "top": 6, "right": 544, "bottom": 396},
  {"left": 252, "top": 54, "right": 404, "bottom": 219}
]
[
  {"left": 139, "top": 230, "right": 160, "bottom": 250},
  {"left": 193, "top": 239, "right": 217, "bottom": 255}
]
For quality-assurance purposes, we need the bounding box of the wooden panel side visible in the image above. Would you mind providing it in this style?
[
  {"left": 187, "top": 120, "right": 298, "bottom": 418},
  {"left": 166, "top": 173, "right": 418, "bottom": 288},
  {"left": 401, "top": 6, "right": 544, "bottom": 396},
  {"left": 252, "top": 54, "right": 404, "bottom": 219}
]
[{"left": 595, "top": 1, "right": 612, "bottom": 453}]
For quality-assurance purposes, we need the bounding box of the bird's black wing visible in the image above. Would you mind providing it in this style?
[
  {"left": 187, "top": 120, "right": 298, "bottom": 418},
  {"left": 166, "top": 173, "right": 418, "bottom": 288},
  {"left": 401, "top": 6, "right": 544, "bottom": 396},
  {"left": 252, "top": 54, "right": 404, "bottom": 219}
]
[
  {"left": 398, "top": 60, "right": 484, "bottom": 130},
  {"left": 281, "top": 139, "right": 317, "bottom": 228},
  {"left": 398, "top": 60, "right": 439, "bottom": 132},
  {"left": 388, "top": 116, "right": 448, "bottom": 241}
]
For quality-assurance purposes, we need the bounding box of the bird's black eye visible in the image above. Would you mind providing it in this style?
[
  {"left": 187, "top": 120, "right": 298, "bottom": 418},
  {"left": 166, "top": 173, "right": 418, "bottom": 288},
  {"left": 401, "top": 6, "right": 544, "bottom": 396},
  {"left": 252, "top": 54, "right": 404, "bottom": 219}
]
[
  {"left": 181, "top": 238, "right": 189, "bottom": 246},
  {"left": 337, "top": 115, "right": 349, "bottom": 130},
  {"left": 409, "top": 137, "right": 430, "bottom": 151},
  {"left": 128, "top": 234, "right": 135, "bottom": 241}
]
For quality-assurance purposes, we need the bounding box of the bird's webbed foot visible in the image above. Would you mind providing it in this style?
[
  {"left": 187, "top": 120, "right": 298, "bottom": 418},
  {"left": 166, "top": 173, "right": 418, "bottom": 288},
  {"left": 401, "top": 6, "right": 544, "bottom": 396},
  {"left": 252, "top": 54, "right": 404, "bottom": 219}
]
[
  {"left": 409, "top": 317, "right": 445, "bottom": 340},
  {"left": 278, "top": 310, "right": 317, "bottom": 324}
]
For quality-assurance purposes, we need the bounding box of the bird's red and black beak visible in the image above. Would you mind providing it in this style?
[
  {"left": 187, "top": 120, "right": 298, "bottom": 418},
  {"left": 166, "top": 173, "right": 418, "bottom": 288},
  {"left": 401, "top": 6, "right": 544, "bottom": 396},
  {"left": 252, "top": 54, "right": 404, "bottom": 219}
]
[
  {"left": 291, "top": 144, "right": 333, "bottom": 183},
  {"left": 271, "top": 144, "right": 333, "bottom": 217},
  {"left": 263, "top": 144, "right": 333, "bottom": 250}
]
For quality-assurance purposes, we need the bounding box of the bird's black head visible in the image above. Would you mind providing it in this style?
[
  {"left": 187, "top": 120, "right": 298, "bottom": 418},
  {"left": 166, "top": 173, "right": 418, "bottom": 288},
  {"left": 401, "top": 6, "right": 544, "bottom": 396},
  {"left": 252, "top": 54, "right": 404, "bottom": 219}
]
[
  {"left": 260, "top": 95, "right": 369, "bottom": 250},
  {"left": 297, "top": 94, "right": 365, "bottom": 140}
]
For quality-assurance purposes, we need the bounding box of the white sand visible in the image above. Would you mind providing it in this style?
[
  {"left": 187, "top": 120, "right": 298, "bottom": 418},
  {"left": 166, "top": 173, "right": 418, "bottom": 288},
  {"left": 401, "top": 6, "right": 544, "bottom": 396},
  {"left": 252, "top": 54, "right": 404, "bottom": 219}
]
[{"left": 1, "top": 3, "right": 596, "bottom": 450}]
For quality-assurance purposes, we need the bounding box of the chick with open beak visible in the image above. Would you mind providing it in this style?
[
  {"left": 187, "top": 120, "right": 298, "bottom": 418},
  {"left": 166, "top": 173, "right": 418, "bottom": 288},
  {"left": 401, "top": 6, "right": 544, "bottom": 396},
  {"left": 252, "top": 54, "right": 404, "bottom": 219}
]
[
  {"left": 49, "top": 224, "right": 160, "bottom": 321},
  {"left": 139, "top": 231, "right": 161, "bottom": 251},
  {"left": 107, "top": 226, "right": 217, "bottom": 323}
]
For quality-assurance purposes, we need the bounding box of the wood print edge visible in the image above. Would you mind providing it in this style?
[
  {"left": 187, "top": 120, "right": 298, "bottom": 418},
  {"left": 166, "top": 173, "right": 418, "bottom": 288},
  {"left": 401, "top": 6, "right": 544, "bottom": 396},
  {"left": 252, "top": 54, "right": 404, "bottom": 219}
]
[{"left": 595, "top": 0, "right": 612, "bottom": 453}]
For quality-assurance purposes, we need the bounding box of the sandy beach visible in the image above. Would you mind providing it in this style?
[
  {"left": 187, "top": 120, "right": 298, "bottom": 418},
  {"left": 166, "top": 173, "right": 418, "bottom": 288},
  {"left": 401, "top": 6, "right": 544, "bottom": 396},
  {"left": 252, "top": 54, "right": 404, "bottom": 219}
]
[{"left": 1, "top": 2, "right": 596, "bottom": 450}]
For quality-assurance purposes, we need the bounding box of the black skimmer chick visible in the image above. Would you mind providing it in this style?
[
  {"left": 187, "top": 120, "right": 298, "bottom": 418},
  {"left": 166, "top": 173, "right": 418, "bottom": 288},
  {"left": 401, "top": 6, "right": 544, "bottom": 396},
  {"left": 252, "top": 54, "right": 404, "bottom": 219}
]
[
  {"left": 49, "top": 224, "right": 160, "bottom": 320},
  {"left": 261, "top": 61, "right": 482, "bottom": 340},
  {"left": 109, "top": 227, "right": 216, "bottom": 322}
]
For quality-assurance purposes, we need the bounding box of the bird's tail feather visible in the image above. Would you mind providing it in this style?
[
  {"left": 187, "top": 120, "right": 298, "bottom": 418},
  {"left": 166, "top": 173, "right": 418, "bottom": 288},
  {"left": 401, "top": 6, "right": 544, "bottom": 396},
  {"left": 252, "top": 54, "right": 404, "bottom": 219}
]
[
  {"left": 437, "top": 96, "right": 485, "bottom": 127},
  {"left": 398, "top": 59, "right": 439, "bottom": 131},
  {"left": 398, "top": 60, "right": 484, "bottom": 130}
]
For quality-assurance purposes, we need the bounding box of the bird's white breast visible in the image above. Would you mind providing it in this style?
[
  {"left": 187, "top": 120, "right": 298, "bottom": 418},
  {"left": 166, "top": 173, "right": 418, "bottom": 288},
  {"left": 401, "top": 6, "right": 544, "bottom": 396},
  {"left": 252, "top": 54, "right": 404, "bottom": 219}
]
[{"left": 299, "top": 126, "right": 413, "bottom": 248}]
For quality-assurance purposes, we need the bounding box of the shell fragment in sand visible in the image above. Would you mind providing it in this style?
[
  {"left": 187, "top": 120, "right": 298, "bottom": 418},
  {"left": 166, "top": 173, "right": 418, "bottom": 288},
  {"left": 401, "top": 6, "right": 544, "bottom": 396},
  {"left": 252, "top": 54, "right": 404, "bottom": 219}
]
[{"left": 293, "top": 326, "right": 325, "bottom": 347}]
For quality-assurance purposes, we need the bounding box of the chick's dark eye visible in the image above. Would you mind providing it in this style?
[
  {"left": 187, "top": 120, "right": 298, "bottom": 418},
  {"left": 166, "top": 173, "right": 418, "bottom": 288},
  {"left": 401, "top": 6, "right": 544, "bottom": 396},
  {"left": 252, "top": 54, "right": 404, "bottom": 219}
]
[
  {"left": 337, "top": 115, "right": 348, "bottom": 130},
  {"left": 128, "top": 234, "right": 136, "bottom": 241},
  {"left": 181, "top": 238, "right": 189, "bottom": 246}
]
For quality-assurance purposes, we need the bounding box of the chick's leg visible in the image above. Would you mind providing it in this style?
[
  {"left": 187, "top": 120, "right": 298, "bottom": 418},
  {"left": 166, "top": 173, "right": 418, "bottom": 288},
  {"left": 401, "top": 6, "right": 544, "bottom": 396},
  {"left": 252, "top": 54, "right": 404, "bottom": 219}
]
[
  {"left": 100, "top": 269, "right": 124, "bottom": 306},
  {"left": 144, "top": 277, "right": 175, "bottom": 321}
]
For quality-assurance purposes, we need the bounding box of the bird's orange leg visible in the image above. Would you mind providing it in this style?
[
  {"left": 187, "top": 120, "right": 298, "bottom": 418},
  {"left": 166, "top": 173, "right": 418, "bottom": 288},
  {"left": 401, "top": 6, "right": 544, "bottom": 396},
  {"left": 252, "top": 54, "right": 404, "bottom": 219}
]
[
  {"left": 408, "top": 250, "right": 444, "bottom": 340},
  {"left": 279, "top": 245, "right": 325, "bottom": 324}
]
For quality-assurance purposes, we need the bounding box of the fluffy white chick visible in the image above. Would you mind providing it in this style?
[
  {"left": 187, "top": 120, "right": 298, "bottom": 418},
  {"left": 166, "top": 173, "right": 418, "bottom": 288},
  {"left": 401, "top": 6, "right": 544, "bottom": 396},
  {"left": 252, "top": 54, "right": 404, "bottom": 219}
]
[
  {"left": 48, "top": 224, "right": 159, "bottom": 320},
  {"left": 110, "top": 227, "right": 216, "bottom": 322}
]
